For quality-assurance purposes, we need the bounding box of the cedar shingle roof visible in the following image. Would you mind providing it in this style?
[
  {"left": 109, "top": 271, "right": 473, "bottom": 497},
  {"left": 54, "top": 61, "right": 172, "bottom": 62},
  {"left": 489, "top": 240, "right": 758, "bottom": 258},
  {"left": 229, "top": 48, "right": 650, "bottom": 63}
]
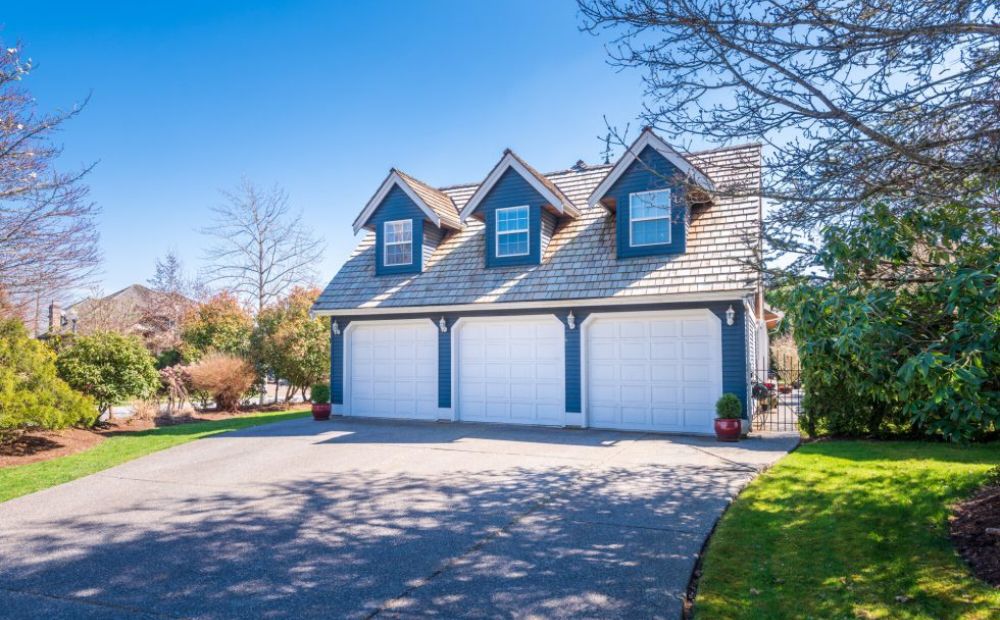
[
  {"left": 315, "top": 143, "right": 762, "bottom": 313},
  {"left": 393, "top": 169, "right": 462, "bottom": 230}
]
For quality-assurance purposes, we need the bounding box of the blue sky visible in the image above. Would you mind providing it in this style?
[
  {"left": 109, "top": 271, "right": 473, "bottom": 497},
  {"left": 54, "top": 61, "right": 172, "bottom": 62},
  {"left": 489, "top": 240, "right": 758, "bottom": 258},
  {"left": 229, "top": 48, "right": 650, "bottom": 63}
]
[{"left": 3, "top": 1, "right": 672, "bottom": 296}]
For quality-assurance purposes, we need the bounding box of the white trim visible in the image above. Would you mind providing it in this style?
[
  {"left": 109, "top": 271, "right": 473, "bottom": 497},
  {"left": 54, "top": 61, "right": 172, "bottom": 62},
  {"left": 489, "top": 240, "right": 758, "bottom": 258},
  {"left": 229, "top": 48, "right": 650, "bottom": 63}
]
[
  {"left": 451, "top": 314, "right": 566, "bottom": 426},
  {"left": 353, "top": 170, "right": 443, "bottom": 234},
  {"left": 628, "top": 189, "right": 672, "bottom": 248},
  {"left": 382, "top": 219, "right": 413, "bottom": 266},
  {"left": 580, "top": 309, "right": 722, "bottom": 434},
  {"left": 313, "top": 290, "right": 749, "bottom": 317},
  {"left": 587, "top": 130, "right": 714, "bottom": 210},
  {"left": 495, "top": 205, "right": 530, "bottom": 257},
  {"left": 459, "top": 151, "right": 580, "bottom": 222},
  {"left": 342, "top": 318, "right": 436, "bottom": 418}
]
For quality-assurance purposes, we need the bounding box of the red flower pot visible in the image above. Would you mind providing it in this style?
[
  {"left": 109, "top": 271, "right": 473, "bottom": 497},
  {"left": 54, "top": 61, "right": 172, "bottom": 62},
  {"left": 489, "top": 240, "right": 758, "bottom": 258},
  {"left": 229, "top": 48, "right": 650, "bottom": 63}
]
[
  {"left": 311, "top": 403, "right": 331, "bottom": 421},
  {"left": 714, "top": 418, "right": 741, "bottom": 442}
]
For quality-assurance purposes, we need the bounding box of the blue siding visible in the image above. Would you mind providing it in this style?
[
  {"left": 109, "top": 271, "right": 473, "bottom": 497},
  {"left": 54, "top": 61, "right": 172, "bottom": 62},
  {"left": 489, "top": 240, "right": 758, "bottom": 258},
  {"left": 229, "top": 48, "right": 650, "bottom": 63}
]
[
  {"left": 334, "top": 300, "right": 749, "bottom": 422},
  {"left": 370, "top": 185, "right": 426, "bottom": 276},
  {"left": 474, "top": 168, "right": 546, "bottom": 268},
  {"left": 329, "top": 320, "right": 349, "bottom": 405},
  {"left": 438, "top": 317, "right": 454, "bottom": 408},
  {"left": 603, "top": 145, "right": 688, "bottom": 259},
  {"left": 561, "top": 312, "right": 582, "bottom": 413}
]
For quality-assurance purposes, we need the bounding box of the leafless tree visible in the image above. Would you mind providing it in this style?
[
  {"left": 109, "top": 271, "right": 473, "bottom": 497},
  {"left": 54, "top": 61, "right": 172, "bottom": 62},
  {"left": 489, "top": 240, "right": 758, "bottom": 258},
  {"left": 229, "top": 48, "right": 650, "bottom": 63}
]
[
  {"left": 0, "top": 43, "right": 100, "bottom": 318},
  {"left": 579, "top": 1, "right": 1000, "bottom": 273},
  {"left": 201, "top": 178, "right": 324, "bottom": 314}
]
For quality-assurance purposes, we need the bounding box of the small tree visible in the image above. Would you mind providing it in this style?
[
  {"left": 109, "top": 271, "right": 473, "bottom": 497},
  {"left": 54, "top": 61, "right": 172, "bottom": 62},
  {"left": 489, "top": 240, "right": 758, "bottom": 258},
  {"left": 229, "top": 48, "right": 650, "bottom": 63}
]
[
  {"left": 179, "top": 292, "right": 252, "bottom": 361},
  {"left": 0, "top": 318, "right": 97, "bottom": 439},
  {"left": 56, "top": 332, "right": 160, "bottom": 416},
  {"left": 251, "top": 287, "right": 329, "bottom": 401}
]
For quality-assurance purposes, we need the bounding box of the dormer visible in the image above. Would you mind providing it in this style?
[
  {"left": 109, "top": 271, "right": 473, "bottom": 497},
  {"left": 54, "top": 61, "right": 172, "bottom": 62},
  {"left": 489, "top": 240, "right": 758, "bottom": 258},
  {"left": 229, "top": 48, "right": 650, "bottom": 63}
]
[
  {"left": 353, "top": 169, "right": 461, "bottom": 275},
  {"left": 588, "top": 129, "right": 714, "bottom": 259},
  {"left": 459, "top": 149, "right": 578, "bottom": 268}
]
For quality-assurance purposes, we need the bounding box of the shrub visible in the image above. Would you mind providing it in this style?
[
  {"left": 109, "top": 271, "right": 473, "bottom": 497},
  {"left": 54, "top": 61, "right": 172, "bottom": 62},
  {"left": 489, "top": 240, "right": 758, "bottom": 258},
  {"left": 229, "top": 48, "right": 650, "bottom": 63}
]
[
  {"left": 56, "top": 331, "right": 160, "bottom": 415},
  {"left": 780, "top": 202, "right": 999, "bottom": 441},
  {"left": 310, "top": 382, "right": 330, "bottom": 404},
  {"left": 716, "top": 393, "right": 742, "bottom": 419},
  {"left": 0, "top": 318, "right": 98, "bottom": 438},
  {"left": 130, "top": 398, "right": 160, "bottom": 423},
  {"left": 185, "top": 353, "right": 256, "bottom": 412}
]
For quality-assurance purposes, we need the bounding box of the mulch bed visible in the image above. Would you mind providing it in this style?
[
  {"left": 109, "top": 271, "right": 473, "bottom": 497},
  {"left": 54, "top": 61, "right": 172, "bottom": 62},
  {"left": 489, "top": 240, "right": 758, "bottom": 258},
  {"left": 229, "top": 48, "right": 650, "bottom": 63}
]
[{"left": 950, "top": 469, "right": 1000, "bottom": 587}]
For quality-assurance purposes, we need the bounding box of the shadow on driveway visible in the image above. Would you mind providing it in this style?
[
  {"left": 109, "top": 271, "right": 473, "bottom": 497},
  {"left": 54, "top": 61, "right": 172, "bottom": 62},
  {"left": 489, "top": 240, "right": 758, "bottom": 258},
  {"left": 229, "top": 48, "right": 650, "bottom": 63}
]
[{"left": 0, "top": 417, "right": 796, "bottom": 619}]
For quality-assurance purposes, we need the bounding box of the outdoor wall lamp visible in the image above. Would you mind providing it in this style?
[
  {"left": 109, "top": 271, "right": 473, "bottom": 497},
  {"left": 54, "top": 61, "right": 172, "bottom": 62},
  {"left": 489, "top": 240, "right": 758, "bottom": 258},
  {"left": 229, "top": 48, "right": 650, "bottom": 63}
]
[
  {"left": 332, "top": 320, "right": 341, "bottom": 336},
  {"left": 567, "top": 311, "right": 576, "bottom": 330},
  {"left": 439, "top": 317, "right": 448, "bottom": 333},
  {"left": 726, "top": 305, "right": 735, "bottom": 326}
]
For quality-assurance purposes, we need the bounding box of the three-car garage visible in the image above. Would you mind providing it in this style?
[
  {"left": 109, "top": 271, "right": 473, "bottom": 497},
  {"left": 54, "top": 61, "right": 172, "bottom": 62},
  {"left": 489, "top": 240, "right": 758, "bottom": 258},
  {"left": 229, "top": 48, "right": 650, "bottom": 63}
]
[{"left": 338, "top": 309, "right": 726, "bottom": 435}]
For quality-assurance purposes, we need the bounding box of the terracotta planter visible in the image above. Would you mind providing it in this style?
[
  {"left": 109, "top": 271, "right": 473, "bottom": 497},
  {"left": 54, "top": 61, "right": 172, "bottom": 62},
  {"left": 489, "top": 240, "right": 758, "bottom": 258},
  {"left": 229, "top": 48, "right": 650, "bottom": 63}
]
[
  {"left": 311, "top": 403, "right": 331, "bottom": 421},
  {"left": 714, "top": 418, "right": 741, "bottom": 442}
]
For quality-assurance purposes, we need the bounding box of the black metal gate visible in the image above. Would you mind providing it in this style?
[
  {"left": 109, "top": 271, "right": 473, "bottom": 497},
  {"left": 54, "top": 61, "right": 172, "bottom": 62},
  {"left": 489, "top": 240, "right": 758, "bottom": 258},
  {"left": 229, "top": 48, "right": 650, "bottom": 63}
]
[{"left": 750, "top": 355, "right": 803, "bottom": 432}]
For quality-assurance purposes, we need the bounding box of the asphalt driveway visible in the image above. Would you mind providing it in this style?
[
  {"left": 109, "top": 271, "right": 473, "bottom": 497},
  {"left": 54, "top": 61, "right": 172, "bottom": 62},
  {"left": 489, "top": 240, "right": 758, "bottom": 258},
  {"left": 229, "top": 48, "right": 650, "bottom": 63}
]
[{"left": 0, "top": 417, "right": 797, "bottom": 619}]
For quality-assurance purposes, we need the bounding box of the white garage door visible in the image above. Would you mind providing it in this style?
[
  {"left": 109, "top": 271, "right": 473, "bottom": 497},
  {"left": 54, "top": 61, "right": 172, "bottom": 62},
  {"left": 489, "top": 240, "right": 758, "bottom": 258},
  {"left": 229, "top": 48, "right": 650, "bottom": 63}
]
[
  {"left": 348, "top": 320, "right": 439, "bottom": 420},
  {"left": 586, "top": 310, "right": 722, "bottom": 434},
  {"left": 457, "top": 316, "right": 565, "bottom": 425}
]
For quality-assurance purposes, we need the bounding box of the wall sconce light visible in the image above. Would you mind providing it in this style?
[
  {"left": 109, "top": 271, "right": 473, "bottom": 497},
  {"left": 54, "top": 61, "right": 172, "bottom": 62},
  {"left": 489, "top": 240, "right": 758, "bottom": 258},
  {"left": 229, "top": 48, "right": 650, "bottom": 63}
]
[
  {"left": 332, "top": 320, "right": 341, "bottom": 336},
  {"left": 567, "top": 311, "right": 576, "bottom": 330},
  {"left": 725, "top": 305, "right": 735, "bottom": 326},
  {"left": 439, "top": 317, "right": 448, "bottom": 333}
]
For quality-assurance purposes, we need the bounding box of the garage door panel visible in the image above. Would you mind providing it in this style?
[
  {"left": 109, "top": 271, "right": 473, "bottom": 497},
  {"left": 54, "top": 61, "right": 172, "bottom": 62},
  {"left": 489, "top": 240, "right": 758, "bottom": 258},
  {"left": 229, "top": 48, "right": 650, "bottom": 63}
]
[
  {"left": 458, "top": 317, "right": 565, "bottom": 425},
  {"left": 349, "top": 321, "right": 439, "bottom": 421},
  {"left": 586, "top": 312, "right": 722, "bottom": 434}
]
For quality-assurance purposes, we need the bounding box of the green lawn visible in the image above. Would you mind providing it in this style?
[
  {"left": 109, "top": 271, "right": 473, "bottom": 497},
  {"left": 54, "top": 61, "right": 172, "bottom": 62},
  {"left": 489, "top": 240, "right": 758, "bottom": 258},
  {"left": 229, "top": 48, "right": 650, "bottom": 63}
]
[
  {"left": 0, "top": 409, "right": 309, "bottom": 503},
  {"left": 695, "top": 441, "right": 1000, "bottom": 620}
]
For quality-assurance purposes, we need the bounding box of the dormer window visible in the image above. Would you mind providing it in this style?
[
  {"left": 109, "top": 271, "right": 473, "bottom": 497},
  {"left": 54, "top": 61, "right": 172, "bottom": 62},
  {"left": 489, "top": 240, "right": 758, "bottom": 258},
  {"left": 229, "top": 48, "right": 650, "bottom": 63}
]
[
  {"left": 383, "top": 219, "right": 413, "bottom": 266},
  {"left": 496, "top": 206, "right": 530, "bottom": 257},
  {"left": 629, "top": 189, "right": 671, "bottom": 247}
]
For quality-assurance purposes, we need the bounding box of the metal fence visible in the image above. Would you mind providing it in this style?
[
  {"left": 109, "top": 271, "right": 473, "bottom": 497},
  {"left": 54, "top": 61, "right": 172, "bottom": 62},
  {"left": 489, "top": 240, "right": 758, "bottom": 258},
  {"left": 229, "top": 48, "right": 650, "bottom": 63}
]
[{"left": 750, "top": 356, "right": 803, "bottom": 432}]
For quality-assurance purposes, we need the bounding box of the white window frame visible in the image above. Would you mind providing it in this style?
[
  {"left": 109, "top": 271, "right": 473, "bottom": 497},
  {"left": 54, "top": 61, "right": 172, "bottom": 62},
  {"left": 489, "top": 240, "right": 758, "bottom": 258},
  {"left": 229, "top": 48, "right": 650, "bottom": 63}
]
[
  {"left": 495, "top": 205, "right": 530, "bottom": 258},
  {"left": 383, "top": 219, "right": 413, "bottom": 266},
  {"left": 628, "top": 189, "right": 672, "bottom": 247}
]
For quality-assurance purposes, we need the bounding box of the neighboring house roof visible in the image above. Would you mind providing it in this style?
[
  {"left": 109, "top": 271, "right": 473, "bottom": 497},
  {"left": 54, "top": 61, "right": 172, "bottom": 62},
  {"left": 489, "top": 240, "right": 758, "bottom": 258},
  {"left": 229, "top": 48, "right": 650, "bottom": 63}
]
[
  {"left": 315, "top": 142, "right": 761, "bottom": 314},
  {"left": 63, "top": 284, "right": 194, "bottom": 336},
  {"left": 588, "top": 128, "right": 715, "bottom": 209},
  {"left": 352, "top": 168, "right": 461, "bottom": 234},
  {"left": 459, "top": 149, "right": 579, "bottom": 222}
]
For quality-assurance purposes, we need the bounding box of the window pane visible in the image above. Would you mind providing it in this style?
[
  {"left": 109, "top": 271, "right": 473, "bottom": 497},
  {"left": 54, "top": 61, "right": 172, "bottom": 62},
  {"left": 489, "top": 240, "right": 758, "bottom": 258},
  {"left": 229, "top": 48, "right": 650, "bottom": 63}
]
[
  {"left": 631, "top": 190, "right": 670, "bottom": 219},
  {"left": 384, "top": 220, "right": 412, "bottom": 244},
  {"left": 497, "top": 231, "right": 528, "bottom": 257},
  {"left": 385, "top": 242, "right": 411, "bottom": 266},
  {"left": 631, "top": 219, "right": 669, "bottom": 246},
  {"left": 497, "top": 206, "right": 529, "bottom": 232}
]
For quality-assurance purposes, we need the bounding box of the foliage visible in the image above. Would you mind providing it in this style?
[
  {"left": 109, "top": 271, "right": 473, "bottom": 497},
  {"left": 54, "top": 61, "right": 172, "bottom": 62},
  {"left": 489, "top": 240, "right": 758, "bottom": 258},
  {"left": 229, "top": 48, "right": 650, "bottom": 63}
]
[
  {"left": 155, "top": 348, "right": 182, "bottom": 369},
  {"left": 55, "top": 331, "right": 160, "bottom": 415},
  {"left": 578, "top": 1, "right": 1000, "bottom": 271},
  {"left": 159, "top": 365, "right": 190, "bottom": 415},
  {"left": 779, "top": 202, "right": 999, "bottom": 441},
  {"left": 0, "top": 410, "right": 309, "bottom": 503},
  {"left": 715, "top": 393, "right": 742, "bottom": 419},
  {"left": 0, "top": 318, "right": 97, "bottom": 438},
  {"left": 184, "top": 353, "right": 256, "bottom": 412},
  {"left": 250, "top": 287, "right": 329, "bottom": 397},
  {"left": 694, "top": 440, "right": 1000, "bottom": 619},
  {"left": 179, "top": 292, "right": 252, "bottom": 361},
  {"left": 310, "top": 382, "right": 330, "bottom": 404}
]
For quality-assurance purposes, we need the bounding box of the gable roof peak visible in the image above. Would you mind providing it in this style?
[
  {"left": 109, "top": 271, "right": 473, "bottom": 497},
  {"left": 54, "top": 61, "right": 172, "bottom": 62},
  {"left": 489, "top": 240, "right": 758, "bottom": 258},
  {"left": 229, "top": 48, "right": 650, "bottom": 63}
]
[
  {"left": 459, "top": 149, "right": 579, "bottom": 222},
  {"left": 352, "top": 168, "right": 461, "bottom": 234},
  {"left": 588, "top": 128, "right": 714, "bottom": 210}
]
